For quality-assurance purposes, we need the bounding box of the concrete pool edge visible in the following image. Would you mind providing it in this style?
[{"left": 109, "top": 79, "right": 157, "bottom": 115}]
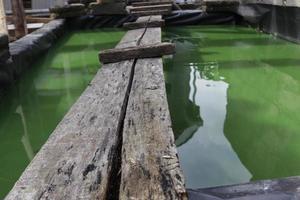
[
  {"left": 0, "top": 19, "right": 66, "bottom": 99},
  {"left": 188, "top": 176, "right": 300, "bottom": 200},
  {"left": 9, "top": 19, "right": 66, "bottom": 78}
]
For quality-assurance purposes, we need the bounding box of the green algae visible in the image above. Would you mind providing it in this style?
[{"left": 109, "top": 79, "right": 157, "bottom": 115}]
[
  {"left": 163, "top": 26, "right": 300, "bottom": 189},
  {"left": 0, "top": 29, "right": 124, "bottom": 198}
]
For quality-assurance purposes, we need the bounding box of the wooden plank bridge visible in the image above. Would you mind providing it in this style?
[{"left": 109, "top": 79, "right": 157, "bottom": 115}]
[{"left": 5, "top": 1, "right": 187, "bottom": 200}]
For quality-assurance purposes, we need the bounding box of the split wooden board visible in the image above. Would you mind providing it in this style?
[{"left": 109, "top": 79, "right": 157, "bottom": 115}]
[
  {"left": 5, "top": 28, "right": 146, "bottom": 200},
  {"left": 120, "top": 27, "right": 187, "bottom": 199},
  {"left": 6, "top": 15, "right": 186, "bottom": 200}
]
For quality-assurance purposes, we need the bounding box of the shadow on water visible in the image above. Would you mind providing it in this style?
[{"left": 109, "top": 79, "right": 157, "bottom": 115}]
[
  {"left": 163, "top": 25, "right": 300, "bottom": 189},
  {"left": 0, "top": 29, "right": 124, "bottom": 199},
  {"left": 164, "top": 39, "right": 203, "bottom": 147}
]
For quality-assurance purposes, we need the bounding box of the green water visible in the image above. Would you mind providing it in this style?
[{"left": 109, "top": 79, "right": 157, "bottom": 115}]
[
  {"left": 163, "top": 26, "right": 300, "bottom": 189},
  {"left": 0, "top": 29, "right": 124, "bottom": 198}
]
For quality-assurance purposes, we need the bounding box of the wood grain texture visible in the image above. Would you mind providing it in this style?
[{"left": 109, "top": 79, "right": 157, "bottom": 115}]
[
  {"left": 0, "top": 0, "right": 7, "bottom": 34},
  {"left": 6, "top": 16, "right": 186, "bottom": 200},
  {"left": 5, "top": 28, "right": 146, "bottom": 200},
  {"left": 11, "top": 0, "right": 28, "bottom": 38},
  {"left": 123, "top": 20, "right": 164, "bottom": 29},
  {"left": 123, "top": 15, "right": 165, "bottom": 29},
  {"left": 120, "top": 27, "right": 187, "bottom": 200},
  {"left": 99, "top": 42, "right": 175, "bottom": 64}
]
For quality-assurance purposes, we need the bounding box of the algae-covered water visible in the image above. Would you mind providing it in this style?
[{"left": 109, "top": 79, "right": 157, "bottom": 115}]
[
  {"left": 163, "top": 26, "right": 300, "bottom": 189},
  {"left": 0, "top": 29, "right": 124, "bottom": 198}
]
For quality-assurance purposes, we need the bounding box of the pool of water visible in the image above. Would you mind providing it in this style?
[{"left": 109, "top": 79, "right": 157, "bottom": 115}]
[
  {"left": 0, "top": 29, "right": 124, "bottom": 198},
  {"left": 163, "top": 26, "right": 300, "bottom": 189}
]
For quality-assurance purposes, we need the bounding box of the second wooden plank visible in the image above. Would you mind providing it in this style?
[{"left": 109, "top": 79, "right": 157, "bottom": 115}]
[{"left": 99, "top": 42, "right": 175, "bottom": 64}]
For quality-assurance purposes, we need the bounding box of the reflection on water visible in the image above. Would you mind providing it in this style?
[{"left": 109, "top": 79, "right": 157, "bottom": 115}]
[
  {"left": 164, "top": 26, "right": 300, "bottom": 189},
  {"left": 0, "top": 29, "right": 124, "bottom": 198}
]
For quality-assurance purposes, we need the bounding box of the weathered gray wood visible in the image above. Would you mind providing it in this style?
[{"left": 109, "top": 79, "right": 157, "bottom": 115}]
[
  {"left": 131, "top": 1, "right": 173, "bottom": 7},
  {"left": 49, "top": 3, "right": 85, "bottom": 14},
  {"left": 123, "top": 19, "right": 164, "bottom": 29},
  {"left": 6, "top": 16, "right": 186, "bottom": 199},
  {"left": 5, "top": 28, "right": 146, "bottom": 200},
  {"left": 120, "top": 27, "right": 187, "bottom": 200},
  {"left": 0, "top": 0, "right": 7, "bottom": 34},
  {"left": 99, "top": 42, "right": 175, "bottom": 64},
  {"left": 135, "top": 15, "right": 162, "bottom": 23},
  {"left": 123, "top": 15, "right": 164, "bottom": 29},
  {"left": 131, "top": 9, "right": 171, "bottom": 16},
  {"left": 11, "top": 0, "right": 28, "bottom": 38},
  {"left": 127, "top": 4, "right": 172, "bottom": 12}
]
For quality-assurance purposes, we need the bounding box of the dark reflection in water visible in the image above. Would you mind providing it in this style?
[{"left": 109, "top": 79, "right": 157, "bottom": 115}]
[
  {"left": 163, "top": 26, "right": 300, "bottom": 189},
  {"left": 0, "top": 29, "right": 124, "bottom": 198},
  {"left": 164, "top": 38, "right": 202, "bottom": 146}
]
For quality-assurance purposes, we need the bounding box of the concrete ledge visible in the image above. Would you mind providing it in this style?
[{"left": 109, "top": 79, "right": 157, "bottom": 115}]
[
  {"left": 188, "top": 176, "right": 300, "bottom": 200},
  {"left": 0, "top": 34, "right": 9, "bottom": 49},
  {"left": 9, "top": 19, "right": 66, "bottom": 77}
]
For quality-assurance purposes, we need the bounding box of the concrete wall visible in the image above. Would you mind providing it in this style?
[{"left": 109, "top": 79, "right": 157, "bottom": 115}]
[
  {"left": 0, "top": 33, "right": 13, "bottom": 95},
  {"left": 4, "top": 0, "right": 67, "bottom": 10}
]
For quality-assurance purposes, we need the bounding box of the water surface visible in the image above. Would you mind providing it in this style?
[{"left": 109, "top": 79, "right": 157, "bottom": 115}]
[
  {"left": 164, "top": 26, "right": 300, "bottom": 188},
  {"left": 0, "top": 29, "right": 124, "bottom": 198}
]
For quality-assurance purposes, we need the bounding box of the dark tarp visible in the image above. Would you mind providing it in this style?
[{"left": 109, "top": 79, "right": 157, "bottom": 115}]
[
  {"left": 238, "top": 4, "right": 300, "bottom": 43},
  {"left": 188, "top": 176, "right": 300, "bottom": 200}
]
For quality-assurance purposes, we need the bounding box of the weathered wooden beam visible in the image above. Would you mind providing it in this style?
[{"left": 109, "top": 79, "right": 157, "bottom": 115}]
[
  {"left": 0, "top": 0, "right": 7, "bottom": 34},
  {"left": 49, "top": 3, "right": 85, "bottom": 14},
  {"left": 6, "top": 9, "right": 50, "bottom": 16},
  {"left": 25, "top": 16, "right": 53, "bottom": 23},
  {"left": 120, "top": 27, "right": 187, "bottom": 200},
  {"left": 11, "top": 0, "right": 28, "bottom": 39},
  {"left": 131, "top": 1, "right": 173, "bottom": 7},
  {"left": 127, "top": 4, "right": 172, "bottom": 12},
  {"left": 123, "top": 15, "right": 165, "bottom": 29},
  {"left": 99, "top": 42, "right": 175, "bottom": 64},
  {"left": 5, "top": 28, "right": 147, "bottom": 200},
  {"left": 124, "top": 19, "right": 164, "bottom": 29},
  {"left": 6, "top": 16, "right": 53, "bottom": 24},
  {"left": 131, "top": 9, "right": 171, "bottom": 16}
]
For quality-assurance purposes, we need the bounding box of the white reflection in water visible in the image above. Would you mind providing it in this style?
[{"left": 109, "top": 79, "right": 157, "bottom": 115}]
[{"left": 178, "top": 65, "right": 252, "bottom": 188}]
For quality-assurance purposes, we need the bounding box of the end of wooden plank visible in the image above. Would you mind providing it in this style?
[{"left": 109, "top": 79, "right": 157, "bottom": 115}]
[
  {"left": 99, "top": 42, "right": 175, "bottom": 64},
  {"left": 123, "top": 19, "right": 165, "bottom": 29}
]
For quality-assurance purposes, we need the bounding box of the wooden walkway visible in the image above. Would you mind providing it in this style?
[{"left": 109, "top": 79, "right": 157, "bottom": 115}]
[{"left": 5, "top": 3, "right": 187, "bottom": 199}]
